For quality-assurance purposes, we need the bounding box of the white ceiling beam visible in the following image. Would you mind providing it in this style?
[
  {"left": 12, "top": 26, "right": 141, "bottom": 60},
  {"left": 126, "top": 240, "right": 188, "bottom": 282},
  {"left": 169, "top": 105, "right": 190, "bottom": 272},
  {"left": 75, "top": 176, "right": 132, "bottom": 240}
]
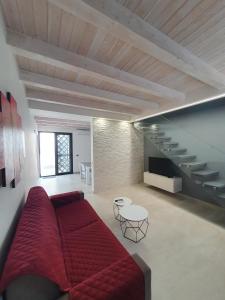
[
  {"left": 26, "top": 89, "right": 141, "bottom": 115},
  {"left": 35, "top": 116, "right": 90, "bottom": 126},
  {"left": 37, "top": 122, "right": 89, "bottom": 128},
  {"left": 36, "top": 121, "right": 89, "bottom": 127},
  {"left": 35, "top": 120, "right": 90, "bottom": 128},
  {"left": 50, "top": 0, "right": 225, "bottom": 89},
  {"left": 7, "top": 30, "right": 184, "bottom": 102},
  {"left": 29, "top": 100, "right": 132, "bottom": 121},
  {"left": 37, "top": 123, "right": 89, "bottom": 128},
  {"left": 20, "top": 70, "right": 159, "bottom": 109}
]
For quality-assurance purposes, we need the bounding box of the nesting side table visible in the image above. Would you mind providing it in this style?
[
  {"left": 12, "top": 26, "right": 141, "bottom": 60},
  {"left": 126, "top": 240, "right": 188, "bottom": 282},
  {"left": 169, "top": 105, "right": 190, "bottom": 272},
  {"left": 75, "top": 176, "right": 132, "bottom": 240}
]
[
  {"left": 119, "top": 205, "right": 149, "bottom": 243},
  {"left": 113, "top": 197, "right": 132, "bottom": 221}
]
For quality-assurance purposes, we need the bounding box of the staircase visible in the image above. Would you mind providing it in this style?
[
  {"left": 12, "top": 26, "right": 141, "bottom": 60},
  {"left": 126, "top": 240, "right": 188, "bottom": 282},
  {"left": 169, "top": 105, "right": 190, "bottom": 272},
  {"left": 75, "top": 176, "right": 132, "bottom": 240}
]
[{"left": 137, "top": 123, "right": 225, "bottom": 207}]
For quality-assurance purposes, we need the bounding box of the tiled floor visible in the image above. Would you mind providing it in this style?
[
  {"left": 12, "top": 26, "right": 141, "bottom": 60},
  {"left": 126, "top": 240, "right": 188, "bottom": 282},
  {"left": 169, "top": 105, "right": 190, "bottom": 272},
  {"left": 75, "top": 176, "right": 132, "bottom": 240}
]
[
  {"left": 38, "top": 175, "right": 225, "bottom": 300},
  {"left": 38, "top": 173, "right": 92, "bottom": 196}
]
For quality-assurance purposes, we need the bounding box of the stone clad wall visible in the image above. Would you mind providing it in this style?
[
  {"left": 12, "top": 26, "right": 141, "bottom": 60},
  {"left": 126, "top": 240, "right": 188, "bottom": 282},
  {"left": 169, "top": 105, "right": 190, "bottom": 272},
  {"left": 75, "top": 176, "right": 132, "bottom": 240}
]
[{"left": 92, "top": 118, "right": 144, "bottom": 193}]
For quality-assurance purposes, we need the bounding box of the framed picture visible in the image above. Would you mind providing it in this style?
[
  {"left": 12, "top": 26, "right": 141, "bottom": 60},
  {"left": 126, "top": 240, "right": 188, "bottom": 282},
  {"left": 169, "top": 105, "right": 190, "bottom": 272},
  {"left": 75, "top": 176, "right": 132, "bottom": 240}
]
[
  {"left": 1, "top": 92, "right": 14, "bottom": 187},
  {"left": 9, "top": 94, "right": 21, "bottom": 187},
  {"left": 0, "top": 92, "right": 24, "bottom": 188},
  {"left": 0, "top": 92, "right": 6, "bottom": 187},
  {"left": 0, "top": 92, "right": 4, "bottom": 170}
]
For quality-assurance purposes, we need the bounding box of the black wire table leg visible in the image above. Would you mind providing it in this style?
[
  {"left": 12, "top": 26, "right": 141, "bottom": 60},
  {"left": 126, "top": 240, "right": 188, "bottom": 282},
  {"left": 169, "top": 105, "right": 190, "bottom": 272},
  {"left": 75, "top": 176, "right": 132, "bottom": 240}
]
[{"left": 119, "top": 217, "right": 149, "bottom": 243}]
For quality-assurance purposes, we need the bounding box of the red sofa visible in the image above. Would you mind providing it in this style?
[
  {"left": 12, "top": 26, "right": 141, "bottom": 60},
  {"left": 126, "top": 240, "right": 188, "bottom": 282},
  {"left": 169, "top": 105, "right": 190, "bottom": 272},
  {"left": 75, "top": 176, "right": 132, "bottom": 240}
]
[{"left": 0, "top": 186, "right": 151, "bottom": 300}]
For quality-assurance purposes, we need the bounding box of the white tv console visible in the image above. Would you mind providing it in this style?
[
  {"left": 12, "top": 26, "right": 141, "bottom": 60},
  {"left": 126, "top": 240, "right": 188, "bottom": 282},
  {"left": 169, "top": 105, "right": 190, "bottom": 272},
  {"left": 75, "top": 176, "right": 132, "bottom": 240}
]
[{"left": 144, "top": 172, "right": 182, "bottom": 193}]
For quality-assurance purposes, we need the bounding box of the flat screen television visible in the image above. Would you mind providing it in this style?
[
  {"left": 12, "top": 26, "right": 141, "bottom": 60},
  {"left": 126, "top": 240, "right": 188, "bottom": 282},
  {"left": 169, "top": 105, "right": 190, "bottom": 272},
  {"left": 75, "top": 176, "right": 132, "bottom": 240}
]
[{"left": 148, "top": 157, "right": 177, "bottom": 178}]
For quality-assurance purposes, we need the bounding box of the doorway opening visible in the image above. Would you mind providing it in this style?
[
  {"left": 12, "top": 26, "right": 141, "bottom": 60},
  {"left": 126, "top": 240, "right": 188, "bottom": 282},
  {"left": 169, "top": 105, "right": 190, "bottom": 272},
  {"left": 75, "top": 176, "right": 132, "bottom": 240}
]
[{"left": 39, "top": 132, "right": 73, "bottom": 177}]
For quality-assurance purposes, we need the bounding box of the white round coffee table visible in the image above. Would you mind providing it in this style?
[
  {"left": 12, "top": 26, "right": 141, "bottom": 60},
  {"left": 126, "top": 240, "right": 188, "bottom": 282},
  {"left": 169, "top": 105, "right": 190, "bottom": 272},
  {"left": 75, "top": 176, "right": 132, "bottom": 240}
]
[
  {"left": 113, "top": 197, "right": 132, "bottom": 221},
  {"left": 119, "top": 205, "right": 149, "bottom": 243}
]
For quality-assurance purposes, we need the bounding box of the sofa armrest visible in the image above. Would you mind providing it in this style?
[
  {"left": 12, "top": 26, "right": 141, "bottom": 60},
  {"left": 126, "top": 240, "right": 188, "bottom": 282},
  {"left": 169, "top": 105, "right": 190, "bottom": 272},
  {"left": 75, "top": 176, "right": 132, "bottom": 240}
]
[
  {"left": 50, "top": 191, "right": 84, "bottom": 208},
  {"left": 133, "top": 254, "right": 151, "bottom": 300},
  {"left": 69, "top": 254, "right": 149, "bottom": 300}
]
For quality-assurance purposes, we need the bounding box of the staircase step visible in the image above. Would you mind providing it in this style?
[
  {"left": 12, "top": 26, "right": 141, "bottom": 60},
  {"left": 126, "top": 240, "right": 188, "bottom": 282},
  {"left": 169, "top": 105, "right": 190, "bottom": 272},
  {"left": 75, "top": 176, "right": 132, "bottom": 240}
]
[
  {"left": 218, "top": 193, "right": 225, "bottom": 200},
  {"left": 139, "top": 124, "right": 160, "bottom": 130},
  {"left": 148, "top": 131, "right": 165, "bottom": 137},
  {"left": 192, "top": 170, "right": 219, "bottom": 177},
  {"left": 144, "top": 124, "right": 161, "bottom": 132},
  {"left": 180, "top": 162, "right": 206, "bottom": 171},
  {"left": 192, "top": 170, "right": 219, "bottom": 181},
  {"left": 150, "top": 124, "right": 161, "bottom": 129},
  {"left": 172, "top": 154, "right": 196, "bottom": 162},
  {"left": 152, "top": 137, "right": 171, "bottom": 143},
  {"left": 194, "top": 179, "right": 203, "bottom": 185},
  {"left": 163, "top": 142, "right": 179, "bottom": 148},
  {"left": 165, "top": 148, "right": 187, "bottom": 155},
  {"left": 203, "top": 180, "right": 225, "bottom": 190}
]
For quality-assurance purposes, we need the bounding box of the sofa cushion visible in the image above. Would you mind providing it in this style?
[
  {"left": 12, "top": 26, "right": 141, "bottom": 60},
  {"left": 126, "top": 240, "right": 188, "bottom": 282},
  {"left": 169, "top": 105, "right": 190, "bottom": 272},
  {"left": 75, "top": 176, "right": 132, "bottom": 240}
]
[
  {"left": 55, "top": 199, "right": 99, "bottom": 233},
  {"left": 60, "top": 219, "right": 129, "bottom": 286},
  {"left": 50, "top": 191, "right": 84, "bottom": 208},
  {"left": 69, "top": 255, "right": 145, "bottom": 300},
  {"left": 0, "top": 186, "right": 68, "bottom": 294}
]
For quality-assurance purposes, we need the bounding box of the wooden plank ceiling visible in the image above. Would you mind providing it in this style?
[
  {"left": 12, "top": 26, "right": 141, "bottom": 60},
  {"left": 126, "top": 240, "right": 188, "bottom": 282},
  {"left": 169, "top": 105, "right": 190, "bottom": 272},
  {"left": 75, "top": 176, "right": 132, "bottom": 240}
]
[{"left": 1, "top": 0, "right": 225, "bottom": 121}]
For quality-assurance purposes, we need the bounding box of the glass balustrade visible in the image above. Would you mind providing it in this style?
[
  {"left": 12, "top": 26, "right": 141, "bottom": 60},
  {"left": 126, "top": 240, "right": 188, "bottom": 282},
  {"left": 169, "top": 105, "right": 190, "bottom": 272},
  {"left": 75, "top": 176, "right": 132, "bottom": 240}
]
[{"left": 134, "top": 115, "right": 225, "bottom": 207}]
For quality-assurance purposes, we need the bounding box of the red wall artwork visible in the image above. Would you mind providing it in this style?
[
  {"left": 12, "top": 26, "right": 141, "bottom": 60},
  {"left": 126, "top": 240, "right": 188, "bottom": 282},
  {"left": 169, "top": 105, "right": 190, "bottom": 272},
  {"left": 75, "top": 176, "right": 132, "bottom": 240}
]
[
  {"left": 9, "top": 93, "right": 22, "bottom": 187},
  {"left": 0, "top": 91, "right": 24, "bottom": 188},
  {"left": 0, "top": 92, "right": 4, "bottom": 171}
]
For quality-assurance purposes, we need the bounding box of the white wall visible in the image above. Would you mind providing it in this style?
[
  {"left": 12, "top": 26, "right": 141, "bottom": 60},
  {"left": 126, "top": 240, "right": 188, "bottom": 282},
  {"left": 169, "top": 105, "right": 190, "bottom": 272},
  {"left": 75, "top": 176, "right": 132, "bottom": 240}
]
[
  {"left": 37, "top": 125, "right": 91, "bottom": 173},
  {"left": 92, "top": 118, "right": 144, "bottom": 193},
  {"left": 0, "top": 9, "right": 38, "bottom": 269},
  {"left": 74, "top": 130, "right": 91, "bottom": 172}
]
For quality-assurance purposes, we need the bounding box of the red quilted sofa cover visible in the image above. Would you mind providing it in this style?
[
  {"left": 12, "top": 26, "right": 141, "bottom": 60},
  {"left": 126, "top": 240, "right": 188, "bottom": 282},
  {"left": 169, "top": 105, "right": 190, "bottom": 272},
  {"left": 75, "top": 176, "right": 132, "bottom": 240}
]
[{"left": 0, "top": 186, "right": 145, "bottom": 300}]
